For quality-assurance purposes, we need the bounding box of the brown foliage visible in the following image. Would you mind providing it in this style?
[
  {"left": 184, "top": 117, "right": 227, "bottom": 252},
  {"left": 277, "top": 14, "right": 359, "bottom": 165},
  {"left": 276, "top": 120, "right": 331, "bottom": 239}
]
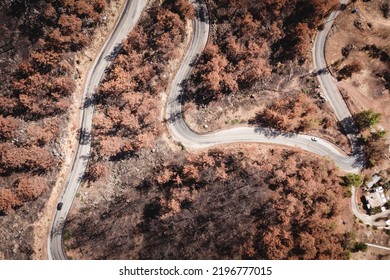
[
  {"left": 92, "top": 1, "right": 187, "bottom": 161},
  {"left": 0, "top": 116, "right": 20, "bottom": 141},
  {"left": 98, "top": 136, "right": 123, "bottom": 158},
  {"left": 68, "top": 148, "right": 348, "bottom": 259},
  {"left": 58, "top": 14, "right": 82, "bottom": 35},
  {"left": 0, "top": 0, "right": 106, "bottom": 216},
  {"left": 16, "top": 176, "right": 48, "bottom": 202},
  {"left": 163, "top": 0, "right": 195, "bottom": 20},
  {"left": 85, "top": 162, "right": 108, "bottom": 182},
  {"left": 26, "top": 120, "right": 58, "bottom": 146},
  {"left": 0, "top": 189, "right": 22, "bottom": 213},
  {"left": 0, "top": 143, "right": 55, "bottom": 173},
  {"left": 251, "top": 93, "right": 323, "bottom": 133},
  {"left": 2, "top": 0, "right": 105, "bottom": 119},
  {"left": 170, "top": 149, "right": 346, "bottom": 259},
  {"left": 294, "top": 23, "right": 311, "bottom": 58},
  {"left": 184, "top": 0, "right": 338, "bottom": 106}
]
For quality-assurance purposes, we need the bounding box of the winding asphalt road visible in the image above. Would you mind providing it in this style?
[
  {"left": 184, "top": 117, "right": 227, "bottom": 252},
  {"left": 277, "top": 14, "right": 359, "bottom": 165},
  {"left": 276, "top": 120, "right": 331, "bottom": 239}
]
[
  {"left": 313, "top": 0, "right": 351, "bottom": 123},
  {"left": 166, "top": 0, "right": 360, "bottom": 173},
  {"left": 49, "top": 0, "right": 368, "bottom": 260},
  {"left": 47, "top": 0, "right": 147, "bottom": 260}
]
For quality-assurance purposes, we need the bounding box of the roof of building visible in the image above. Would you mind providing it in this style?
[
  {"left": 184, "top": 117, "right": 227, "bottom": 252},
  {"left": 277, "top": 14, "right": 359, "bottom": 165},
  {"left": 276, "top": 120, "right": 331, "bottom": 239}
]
[{"left": 366, "top": 174, "right": 381, "bottom": 189}]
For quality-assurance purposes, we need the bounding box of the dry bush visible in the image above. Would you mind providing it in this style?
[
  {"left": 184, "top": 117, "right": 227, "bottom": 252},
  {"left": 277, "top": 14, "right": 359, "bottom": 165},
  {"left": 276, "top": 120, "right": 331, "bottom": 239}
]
[{"left": 250, "top": 93, "right": 328, "bottom": 133}]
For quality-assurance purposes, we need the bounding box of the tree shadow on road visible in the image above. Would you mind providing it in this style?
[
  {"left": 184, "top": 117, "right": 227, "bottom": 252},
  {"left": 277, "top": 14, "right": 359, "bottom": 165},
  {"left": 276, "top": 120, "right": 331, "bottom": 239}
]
[
  {"left": 104, "top": 43, "right": 122, "bottom": 62},
  {"left": 83, "top": 96, "right": 96, "bottom": 109},
  {"left": 311, "top": 67, "right": 330, "bottom": 77},
  {"left": 195, "top": 2, "right": 209, "bottom": 23},
  {"left": 78, "top": 128, "right": 92, "bottom": 146},
  {"left": 165, "top": 111, "right": 183, "bottom": 124},
  {"left": 253, "top": 127, "right": 297, "bottom": 138}
]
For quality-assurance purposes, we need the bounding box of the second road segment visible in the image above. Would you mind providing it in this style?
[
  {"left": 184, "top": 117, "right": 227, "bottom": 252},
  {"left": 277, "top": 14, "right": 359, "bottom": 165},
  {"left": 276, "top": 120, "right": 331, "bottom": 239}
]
[{"left": 166, "top": 0, "right": 360, "bottom": 173}]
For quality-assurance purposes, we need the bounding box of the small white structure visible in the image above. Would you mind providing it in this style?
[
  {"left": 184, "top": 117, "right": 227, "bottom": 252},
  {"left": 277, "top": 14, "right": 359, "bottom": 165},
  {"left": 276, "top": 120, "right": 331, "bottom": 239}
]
[
  {"left": 366, "top": 175, "right": 381, "bottom": 189},
  {"left": 366, "top": 192, "right": 382, "bottom": 208}
]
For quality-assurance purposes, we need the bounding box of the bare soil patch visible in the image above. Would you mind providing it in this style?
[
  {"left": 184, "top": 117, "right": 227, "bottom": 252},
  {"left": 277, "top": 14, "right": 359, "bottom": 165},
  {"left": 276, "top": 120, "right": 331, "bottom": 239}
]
[
  {"left": 325, "top": 0, "right": 390, "bottom": 172},
  {"left": 326, "top": 1, "right": 390, "bottom": 132},
  {"left": 351, "top": 220, "right": 390, "bottom": 260}
]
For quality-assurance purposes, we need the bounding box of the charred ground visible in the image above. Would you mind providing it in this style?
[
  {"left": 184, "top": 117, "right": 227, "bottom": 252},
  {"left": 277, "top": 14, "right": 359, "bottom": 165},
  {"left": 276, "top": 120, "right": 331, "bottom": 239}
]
[{"left": 66, "top": 145, "right": 352, "bottom": 260}]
